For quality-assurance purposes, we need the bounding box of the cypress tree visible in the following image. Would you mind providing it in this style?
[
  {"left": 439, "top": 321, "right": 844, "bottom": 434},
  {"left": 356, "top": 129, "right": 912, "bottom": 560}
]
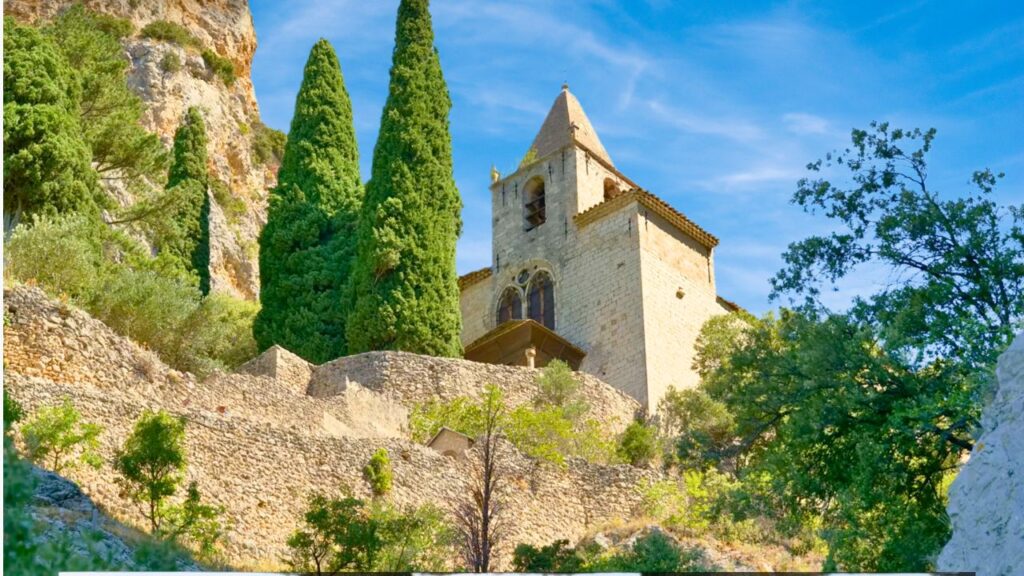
[
  {"left": 253, "top": 39, "right": 362, "bottom": 363},
  {"left": 3, "top": 17, "right": 103, "bottom": 233},
  {"left": 161, "top": 107, "right": 211, "bottom": 293},
  {"left": 346, "top": 0, "right": 463, "bottom": 357}
]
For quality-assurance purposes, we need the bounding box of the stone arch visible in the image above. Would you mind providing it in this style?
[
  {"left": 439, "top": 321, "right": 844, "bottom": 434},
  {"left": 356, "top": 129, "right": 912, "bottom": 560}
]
[
  {"left": 603, "top": 177, "right": 622, "bottom": 201},
  {"left": 523, "top": 176, "right": 546, "bottom": 230},
  {"left": 496, "top": 286, "right": 523, "bottom": 325},
  {"left": 526, "top": 270, "right": 555, "bottom": 330}
]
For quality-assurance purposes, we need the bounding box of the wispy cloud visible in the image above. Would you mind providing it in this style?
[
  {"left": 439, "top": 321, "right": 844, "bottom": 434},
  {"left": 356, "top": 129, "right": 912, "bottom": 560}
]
[{"left": 782, "top": 112, "right": 830, "bottom": 135}]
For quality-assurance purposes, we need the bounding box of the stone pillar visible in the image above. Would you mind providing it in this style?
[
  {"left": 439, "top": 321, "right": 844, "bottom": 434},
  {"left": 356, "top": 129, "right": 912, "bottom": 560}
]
[{"left": 525, "top": 346, "right": 537, "bottom": 369}]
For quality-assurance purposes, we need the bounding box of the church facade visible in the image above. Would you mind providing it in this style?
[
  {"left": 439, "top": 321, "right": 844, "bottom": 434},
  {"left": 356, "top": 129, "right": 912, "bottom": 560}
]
[{"left": 458, "top": 86, "right": 737, "bottom": 412}]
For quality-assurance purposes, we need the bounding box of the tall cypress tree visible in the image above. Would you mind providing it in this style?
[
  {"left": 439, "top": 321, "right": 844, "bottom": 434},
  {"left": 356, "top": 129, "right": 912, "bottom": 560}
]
[
  {"left": 346, "top": 0, "right": 463, "bottom": 357},
  {"left": 253, "top": 39, "right": 362, "bottom": 363},
  {"left": 161, "top": 107, "right": 211, "bottom": 293}
]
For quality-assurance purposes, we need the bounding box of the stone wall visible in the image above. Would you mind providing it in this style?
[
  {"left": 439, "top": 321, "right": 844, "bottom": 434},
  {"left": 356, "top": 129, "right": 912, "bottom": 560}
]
[
  {"left": 4, "top": 285, "right": 656, "bottom": 569},
  {"left": 938, "top": 332, "right": 1024, "bottom": 576}
]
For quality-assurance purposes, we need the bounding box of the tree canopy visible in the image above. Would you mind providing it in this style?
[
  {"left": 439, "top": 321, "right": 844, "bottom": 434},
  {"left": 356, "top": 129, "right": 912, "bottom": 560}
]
[
  {"left": 254, "top": 39, "right": 363, "bottom": 363},
  {"left": 687, "top": 123, "right": 1024, "bottom": 571},
  {"left": 346, "top": 0, "right": 463, "bottom": 356},
  {"left": 3, "top": 16, "right": 103, "bottom": 233}
]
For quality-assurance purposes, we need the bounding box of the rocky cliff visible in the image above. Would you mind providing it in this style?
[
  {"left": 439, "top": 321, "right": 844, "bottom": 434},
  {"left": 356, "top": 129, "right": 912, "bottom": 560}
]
[
  {"left": 938, "top": 332, "right": 1024, "bottom": 576},
  {"left": 4, "top": 0, "right": 275, "bottom": 299}
]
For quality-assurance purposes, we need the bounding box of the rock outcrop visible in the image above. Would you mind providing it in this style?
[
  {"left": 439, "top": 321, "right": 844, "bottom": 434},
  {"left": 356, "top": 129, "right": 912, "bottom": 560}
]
[
  {"left": 28, "top": 465, "right": 201, "bottom": 571},
  {"left": 938, "top": 332, "right": 1024, "bottom": 576},
  {"left": 4, "top": 0, "right": 275, "bottom": 299},
  {"left": 3, "top": 285, "right": 653, "bottom": 569}
]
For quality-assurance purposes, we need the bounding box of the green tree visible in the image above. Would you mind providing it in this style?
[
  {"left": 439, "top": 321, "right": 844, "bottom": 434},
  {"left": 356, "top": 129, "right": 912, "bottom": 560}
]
[
  {"left": 658, "top": 385, "right": 737, "bottom": 470},
  {"left": 285, "top": 489, "right": 453, "bottom": 574},
  {"left": 255, "top": 39, "right": 362, "bottom": 363},
  {"left": 3, "top": 16, "right": 102, "bottom": 232},
  {"left": 363, "top": 448, "right": 394, "bottom": 497},
  {"left": 114, "top": 410, "right": 188, "bottom": 533},
  {"left": 773, "top": 121, "right": 1023, "bottom": 368},
  {"left": 21, "top": 399, "right": 104, "bottom": 474},
  {"left": 162, "top": 481, "right": 226, "bottom": 561},
  {"left": 346, "top": 0, "right": 463, "bottom": 356},
  {"left": 44, "top": 6, "right": 166, "bottom": 191},
  {"left": 159, "top": 107, "right": 211, "bottom": 293},
  {"left": 616, "top": 420, "right": 658, "bottom": 467}
]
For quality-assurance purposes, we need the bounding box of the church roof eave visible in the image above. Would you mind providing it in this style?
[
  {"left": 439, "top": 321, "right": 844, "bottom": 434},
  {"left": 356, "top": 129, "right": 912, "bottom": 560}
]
[{"left": 575, "top": 188, "right": 720, "bottom": 250}]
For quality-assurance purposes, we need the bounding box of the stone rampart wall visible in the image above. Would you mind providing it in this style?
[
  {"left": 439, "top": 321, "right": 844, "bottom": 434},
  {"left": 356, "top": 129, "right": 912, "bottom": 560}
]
[{"left": 4, "top": 286, "right": 656, "bottom": 568}]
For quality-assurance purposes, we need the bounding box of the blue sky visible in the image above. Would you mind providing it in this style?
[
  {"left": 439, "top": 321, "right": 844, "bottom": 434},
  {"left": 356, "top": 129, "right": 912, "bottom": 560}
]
[{"left": 250, "top": 1, "right": 1023, "bottom": 313}]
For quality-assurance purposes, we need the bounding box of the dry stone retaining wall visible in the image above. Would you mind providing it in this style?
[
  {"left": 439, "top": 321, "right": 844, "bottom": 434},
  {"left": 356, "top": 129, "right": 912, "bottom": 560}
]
[{"left": 4, "top": 286, "right": 656, "bottom": 568}]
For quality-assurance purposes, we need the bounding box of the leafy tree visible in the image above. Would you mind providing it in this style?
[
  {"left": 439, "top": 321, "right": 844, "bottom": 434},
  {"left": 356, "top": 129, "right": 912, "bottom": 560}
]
[
  {"left": 372, "top": 501, "right": 456, "bottom": 571},
  {"left": 616, "top": 420, "right": 658, "bottom": 467},
  {"left": 285, "top": 489, "right": 453, "bottom": 574},
  {"left": 346, "top": 0, "right": 463, "bottom": 356},
  {"left": 114, "top": 410, "right": 188, "bottom": 533},
  {"left": 363, "top": 448, "right": 394, "bottom": 497},
  {"left": 772, "top": 121, "right": 1023, "bottom": 368},
  {"left": 255, "top": 39, "right": 362, "bottom": 363},
  {"left": 3, "top": 16, "right": 102, "bottom": 232},
  {"left": 453, "top": 384, "right": 505, "bottom": 572},
  {"left": 44, "top": 6, "right": 167, "bottom": 191},
  {"left": 162, "top": 481, "right": 226, "bottom": 561},
  {"left": 159, "top": 107, "right": 211, "bottom": 293},
  {"left": 658, "top": 385, "right": 737, "bottom": 470},
  {"left": 21, "top": 399, "right": 104, "bottom": 473}
]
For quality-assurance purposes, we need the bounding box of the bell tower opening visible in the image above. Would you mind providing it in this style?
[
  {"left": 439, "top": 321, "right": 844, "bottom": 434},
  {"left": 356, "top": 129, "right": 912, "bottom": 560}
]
[{"left": 524, "top": 176, "right": 546, "bottom": 230}]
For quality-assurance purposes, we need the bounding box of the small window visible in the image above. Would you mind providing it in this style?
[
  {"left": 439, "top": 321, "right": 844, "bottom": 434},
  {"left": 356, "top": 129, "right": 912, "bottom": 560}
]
[
  {"left": 603, "top": 178, "right": 621, "bottom": 201},
  {"left": 524, "top": 176, "right": 546, "bottom": 230},
  {"left": 497, "top": 287, "right": 523, "bottom": 324},
  {"left": 527, "top": 271, "right": 555, "bottom": 330}
]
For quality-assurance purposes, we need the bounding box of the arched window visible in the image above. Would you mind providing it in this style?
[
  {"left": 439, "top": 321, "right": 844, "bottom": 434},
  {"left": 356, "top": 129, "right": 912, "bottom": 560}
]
[
  {"left": 603, "top": 178, "right": 621, "bottom": 201},
  {"left": 527, "top": 271, "right": 555, "bottom": 330},
  {"left": 524, "top": 176, "right": 546, "bottom": 230},
  {"left": 496, "top": 287, "right": 523, "bottom": 324}
]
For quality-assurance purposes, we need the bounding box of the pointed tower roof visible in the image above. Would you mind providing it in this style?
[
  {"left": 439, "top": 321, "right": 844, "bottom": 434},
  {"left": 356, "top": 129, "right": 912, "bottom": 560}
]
[{"left": 526, "top": 84, "right": 613, "bottom": 166}]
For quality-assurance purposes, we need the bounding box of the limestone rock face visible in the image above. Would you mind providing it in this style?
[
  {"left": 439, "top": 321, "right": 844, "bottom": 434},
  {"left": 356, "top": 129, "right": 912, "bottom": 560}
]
[
  {"left": 938, "top": 332, "right": 1024, "bottom": 576},
  {"left": 4, "top": 0, "right": 275, "bottom": 299}
]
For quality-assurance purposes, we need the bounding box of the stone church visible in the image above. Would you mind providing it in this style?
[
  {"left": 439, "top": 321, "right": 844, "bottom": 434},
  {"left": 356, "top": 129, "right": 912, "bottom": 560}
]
[{"left": 459, "top": 85, "right": 738, "bottom": 411}]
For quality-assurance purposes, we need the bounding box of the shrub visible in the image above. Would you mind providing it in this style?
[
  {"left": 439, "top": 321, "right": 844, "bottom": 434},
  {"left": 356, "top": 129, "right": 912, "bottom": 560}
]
[
  {"left": 21, "top": 399, "right": 103, "bottom": 473},
  {"left": 251, "top": 122, "right": 286, "bottom": 165},
  {"left": 409, "top": 396, "right": 484, "bottom": 444},
  {"left": 210, "top": 179, "right": 246, "bottom": 224},
  {"left": 617, "top": 420, "right": 658, "bottom": 467},
  {"left": 5, "top": 214, "right": 106, "bottom": 301},
  {"left": 4, "top": 392, "right": 24, "bottom": 435},
  {"left": 6, "top": 215, "right": 259, "bottom": 379},
  {"left": 201, "top": 49, "right": 235, "bottom": 85},
  {"left": 362, "top": 448, "right": 393, "bottom": 497},
  {"left": 159, "top": 52, "right": 182, "bottom": 74},
  {"left": 286, "top": 489, "right": 455, "bottom": 573},
  {"left": 512, "top": 539, "right": 584, "bottom": 572},
  {"left": 141, "top": 20, "right": 198, "bottom": 48},
  {"left": 114, "top": 409, "right": 187, "bottom": 533}
]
